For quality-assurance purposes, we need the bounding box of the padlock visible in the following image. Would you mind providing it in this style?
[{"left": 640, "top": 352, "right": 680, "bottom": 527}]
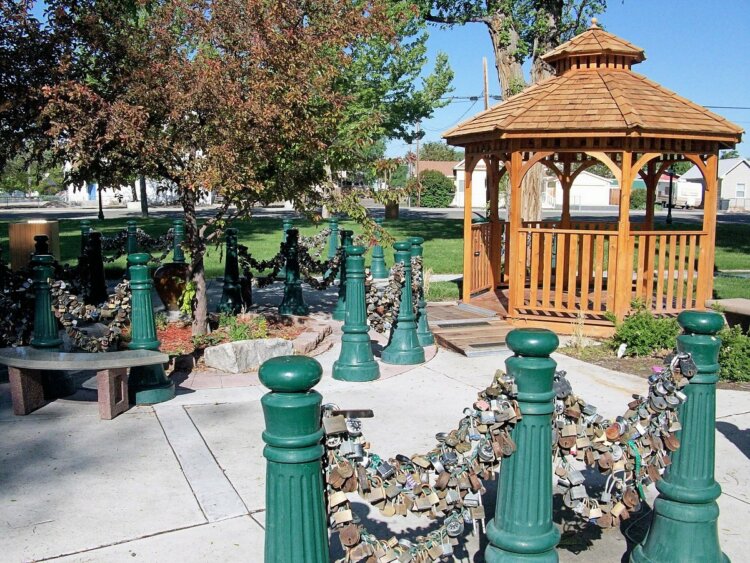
[
  {"left": 677, "top": 353, "right": 698, "bottom": 378},
  {"left": 377, "top": 460, "right": 396, "bottom": 479},
  {"left": 323, "top": 414, "right": 348, "bottom": 435},
  {"left": 445, "top": 514, "right": 465, "bottom": 537},
  {"left": 339, "top": 523, "right": 361, "bottom": 548},
  {"left": 463, "top": 491, "right": 481, "bottom": 508}
]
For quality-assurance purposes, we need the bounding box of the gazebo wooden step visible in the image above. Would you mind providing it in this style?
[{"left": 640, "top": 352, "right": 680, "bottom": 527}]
[{"left": 428, "top": 304, "right": 511, "bottom": 357}]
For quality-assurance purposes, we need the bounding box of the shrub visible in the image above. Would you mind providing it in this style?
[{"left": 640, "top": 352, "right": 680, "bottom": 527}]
[
  {"left": 718, "top": 325, "right": 750, "bottom": 382},
  {"left": 609, "top": 304, "right": 680, "bottom": 356},
  {"left": 418, "top": 170, "right": 455, "bottom": 208},
  {"left": 630, "top": 188, "right": 647, "bottom": 210}
]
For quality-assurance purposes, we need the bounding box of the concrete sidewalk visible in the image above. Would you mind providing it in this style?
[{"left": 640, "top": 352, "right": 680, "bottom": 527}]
[{"left": 1, "top": 326, "right": 749, "bottom": 561}]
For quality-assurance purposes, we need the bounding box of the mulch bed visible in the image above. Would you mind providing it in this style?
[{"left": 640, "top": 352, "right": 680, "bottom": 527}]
[
  {"left": 156, "top": 315, "right": 306, "bottom": 356},
  {"left": 558, "top": 344, "right": 750, "bottom": 392}
]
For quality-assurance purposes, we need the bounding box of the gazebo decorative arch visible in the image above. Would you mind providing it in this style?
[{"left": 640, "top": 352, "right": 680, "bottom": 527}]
[{"left": 444, "top": 21, "right": 743, "bottom": 336}]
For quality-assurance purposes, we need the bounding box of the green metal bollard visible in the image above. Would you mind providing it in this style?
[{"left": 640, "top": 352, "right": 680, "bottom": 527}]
[
  {"left": 276, "top": 219, "right": 293, "bottom": 280},
  {"left": 84, "top": 231, "right": 108, "bottom": 306},
  {"left": 485, "top": 328, "right": 560, "bottom": 562},
  {"left": 31, "top": 253, "right": 74, "bottom": 397},
  {"left": 79, "top": 220, "right": 92, "bottom": 255},
  {"left": 219, "top": 228, "right": 242, "bottom": 314},
  {"left": 332, "top": 230, "right": 354, "bottom": 322},
  {"left": 409, "top": 236, "right": 434, "bottom": 347},
  {"left": 33, "top": 234, "right": 50, "bottom": 256},
  {"left": 370, "top": 217, "right": 388, "bottom": 279},
  {"left": 172, "top": 219, "right": 186, "bottom": 264},
  {"left": 127, "top": 253, "right": 175, "bottom": 405},
  {"left": 30, "top": 254, "right": 62, "bottom": 349},
  {"left": 260, "top": 355, "right": 329, "bottom": 563},
  {"left": 126, "top": 220, "right": 139, "bottom": 255},
  {"left": 381, "top": 241, "right": 425, "bottom": 365},
  {"left": 278, "top": 229, "right": 309, "bottom": 316},
  {"left": 327, "top": 217, "right": 339, "bottom": 261},
  {"left": 631, "top": 310, "right": 728, "bottom": 563},
  {"left": 333, "top": 245, "right": 379, "bottom": 382}
]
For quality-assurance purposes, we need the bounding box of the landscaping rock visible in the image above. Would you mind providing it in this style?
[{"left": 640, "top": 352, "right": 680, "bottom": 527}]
[
  {"left": 292, "top": 321, "right": 333, "bottom": 355},
  {"left": 203, "top": 338, "right": 293, "bottom": 373}
]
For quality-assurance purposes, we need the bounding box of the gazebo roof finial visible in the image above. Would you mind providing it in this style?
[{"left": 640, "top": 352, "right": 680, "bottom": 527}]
[{"left": 590, "top": 17, "right": 598, "bottom": 28}]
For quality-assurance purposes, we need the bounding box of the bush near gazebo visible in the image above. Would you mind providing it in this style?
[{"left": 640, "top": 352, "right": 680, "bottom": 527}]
[
  {"left": 630, "top": 188, "right": 647, "bottom": 210},
  {"left": 717, "top": 325, "right": 750, "bottom": 382},
  {"left": 607, "top": 302, "right": 681, "bottom": 356},
  {"left": 417, "top": 170, "right": 454, "bottom": 207}
]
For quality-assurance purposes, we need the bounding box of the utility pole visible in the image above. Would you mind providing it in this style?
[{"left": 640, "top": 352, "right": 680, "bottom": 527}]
[
  {"left": 415, "top": 120, "right": 421, "bottom": 207},
  {"left": 483, "top": 57, "right": 490, "bottom": 110}
]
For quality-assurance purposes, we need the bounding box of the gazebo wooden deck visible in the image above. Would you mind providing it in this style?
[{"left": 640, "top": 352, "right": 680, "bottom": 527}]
[{"left": 444, "top": 21, "right": 743, "bottom": 336}]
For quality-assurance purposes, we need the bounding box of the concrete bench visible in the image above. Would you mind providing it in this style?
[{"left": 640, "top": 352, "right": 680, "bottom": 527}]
[
  {"left": 707, "top": 298, "right": 750, "bottom": 333},
  {"left": 0, "top": 348, "right": 170, "bottom": 420}
]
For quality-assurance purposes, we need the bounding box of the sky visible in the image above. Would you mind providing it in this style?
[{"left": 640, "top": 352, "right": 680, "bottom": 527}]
[{"left": 387, "top": 0, "right": 750, "bottom": 159}]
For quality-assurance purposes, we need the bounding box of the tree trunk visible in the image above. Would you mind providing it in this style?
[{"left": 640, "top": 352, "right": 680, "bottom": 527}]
[
  {"left": 182, "top": 190, "right": 208, "bottom": 335},
  {"left": 484, "top": 14, "right": 524, "bottom": 99},
  {"left": 139, "top": 176, "right": 149, "bottom": 217},
  {"left": 131, "top": 181, "right": 138, "bottom": 202}
]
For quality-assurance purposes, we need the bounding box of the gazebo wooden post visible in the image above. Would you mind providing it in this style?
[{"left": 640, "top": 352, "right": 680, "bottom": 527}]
[
  {"left": 488, "top": 156, "right": 502, "bottom": 288},
  {"left": 644, "top": 160, "right": 657, "bottom": 229},
  {"left": 461, "top": 155, "right": 477, "bottom": 303},
  {"left": 614, "top": 151, "right": 634, "bottom": 320},
  {"left": 560, "top": 158, "right": 573, "bottom": 228},
  {"left": 507, "top": 151, "right": 524, "bottom": 318},
  {"left": 696, "top": 153, "right": 719, "bottom": 307}
]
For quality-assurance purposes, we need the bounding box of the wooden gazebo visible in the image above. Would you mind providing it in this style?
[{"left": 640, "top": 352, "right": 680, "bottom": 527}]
[{"left": 444, "top": 21, "right": 743, "bottom": 335}]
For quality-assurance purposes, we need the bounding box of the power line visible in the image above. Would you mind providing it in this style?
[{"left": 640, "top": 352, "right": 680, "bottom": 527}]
[
  {"left": 704, "top": 106, "right": 750, "bottom": 110},
  {"left": 437, "top": 97, "right": 750, "bottom": 110}
]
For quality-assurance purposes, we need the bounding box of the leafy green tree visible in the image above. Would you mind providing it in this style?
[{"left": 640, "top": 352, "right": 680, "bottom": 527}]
[
  {"left": 419, "top": 141, "right": 463, "bottom": 161},
  {"left": 0, "top": 1, "right": 61, "bottom": 170},
  {"left": 415, "top": 1, "right": 607, "bottom": 220},
  {"left": 720, "top": 149, "right": 740, "bottom": 159},
  {"left": 418, "top": 169, "right": 455, "bottom": 207},
  {"left": 0, "top": 153, "right": 64, "bottom": 195}
]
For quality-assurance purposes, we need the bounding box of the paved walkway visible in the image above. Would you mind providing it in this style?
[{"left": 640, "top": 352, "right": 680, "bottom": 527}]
[{"left": 1, "top": 290, "right": 749, "bottom": 561}]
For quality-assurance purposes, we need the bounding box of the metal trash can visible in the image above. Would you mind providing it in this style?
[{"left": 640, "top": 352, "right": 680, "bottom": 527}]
[
  {"left": 719, "top": 199, "right": 730, "bottom": 211},
  {"left": 8, "top": 220, "right": 60, "bottom": 270}
]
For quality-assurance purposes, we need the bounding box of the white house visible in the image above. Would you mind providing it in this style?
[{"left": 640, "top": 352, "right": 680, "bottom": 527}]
[
  {"left": 681, "top": 158, "right": 750, "bottom": 210},
  {"left": 451, "top": 160, "right": 616, "bottom": 209},
  {"left": 451, "top": 159, "right": 487, "bottom": 208},
  {"left": 66, "top": 178, "right": 213, "bottom": 208}
]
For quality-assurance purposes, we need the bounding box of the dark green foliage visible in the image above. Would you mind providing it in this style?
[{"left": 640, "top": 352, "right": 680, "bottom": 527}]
[
  {"left": 609, "top": 304, "right": 680, "bottom": 356},
  {"left": 630, "top": 188, "right": 647, "bottom": 210},
  {"left": 418, "top": 170, "right": 454, "bottom": 208},
  {"left": 419, "top": 141, "right": 462, "bottom": 161},
  {"left": 718, "top": 325, "right": 750, "bottom": 382}
]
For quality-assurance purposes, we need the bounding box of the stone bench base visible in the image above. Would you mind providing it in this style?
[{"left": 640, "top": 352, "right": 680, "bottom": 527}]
[{"left": 9, "top": 367, "right": 130, "bottom": 420}]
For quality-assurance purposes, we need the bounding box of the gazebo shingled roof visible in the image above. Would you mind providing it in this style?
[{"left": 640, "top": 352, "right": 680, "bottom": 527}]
[
  {"left": 440, "top": 21, "right": 744, "bottom": 337},
  {"left": 444, "top": 24, "right": 743, "bottom": 146}
]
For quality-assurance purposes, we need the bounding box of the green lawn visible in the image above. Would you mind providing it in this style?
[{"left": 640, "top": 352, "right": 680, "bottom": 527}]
[{"left": 2, "top": 216, "right": 747, "bottom": 300}]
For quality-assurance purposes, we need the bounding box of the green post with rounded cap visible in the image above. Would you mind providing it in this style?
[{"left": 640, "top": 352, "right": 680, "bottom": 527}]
[
  {"left": 332, "top": 229, "right": 354, "bottom": 321},
  {"left": 327, "top": 217, "right": 339, "bottom": 261},
  {"left": 486, "top": 328, "right": 560, "bottom": 562},
  {"left": 127, "top": 253, "right": 175, "bottom": 404},
  {"left": 370, "top": 218, "right": 388, "bottom": 279},
  {"left": 277, "top": 219, "right": 293, "bottom": 280},
  {"left": 260, "top": 355, "right": 329, "bottom": 563},
  {"left": 84, "top": 231, "right": 108, "bottom": 306},
  {"left": 172, "top": 219, "right": 186, "bottom": 264},
  {"left": 278, "top": 229, "right": 309, "bottom": 316},
  {"left": 219, "top": 228, "right": 242, "bottom": 314},
  {"left": 126, "top": 220, "right": 138, "bottom": 255},
  {"left": 333, "top": 245, "right": 379, "bottom": 381},
  {"left": 631, "top": 310, "right": 728, "bottom": 563},
  {"left": 381, "top": 241, "right": 425, "bottom": 365},
  {"left": 79, "top": 220, "right": 92, "bottom": 255},
  {"left": 31, "top": 254, "right": 62, "bottom": 349},
  {"left": 409, "top": 236, "right": 434, "bottom": 346}
]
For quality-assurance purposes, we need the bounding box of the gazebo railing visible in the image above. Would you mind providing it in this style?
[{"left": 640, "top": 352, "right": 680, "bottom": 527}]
[
  {"left": 628, "top": 230, "right": 708, "bottom": 312},
  {"left": 517, "top": 227, "right": 618, "bottom": 315},
  {"left": 468, "top": 222, "right": 711, "bottom": 317}
]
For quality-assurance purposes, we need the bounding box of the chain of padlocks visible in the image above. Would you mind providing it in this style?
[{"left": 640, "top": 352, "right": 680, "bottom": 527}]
[
  {"left": 321, "top": 352, "right": 697, "bottom": 562},
  {"left": 365, "top": 257, "right": 421, "bottom": 334}
]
